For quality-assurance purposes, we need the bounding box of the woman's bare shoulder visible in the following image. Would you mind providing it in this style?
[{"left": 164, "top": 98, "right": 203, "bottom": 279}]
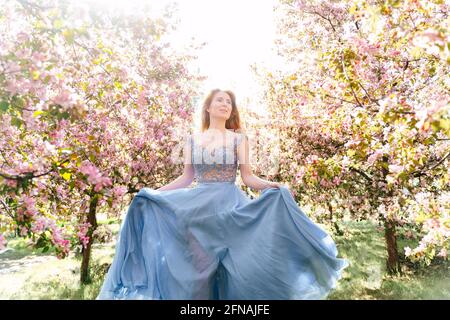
[
  {"left": 227, "top": 129, "right": 249, "bottom": 146},
  {"left": 227, "top": 128, "right": 247, "bottom": 135},
  {"left": 190, "top": 132, "right": 202, "bottom": 140}
]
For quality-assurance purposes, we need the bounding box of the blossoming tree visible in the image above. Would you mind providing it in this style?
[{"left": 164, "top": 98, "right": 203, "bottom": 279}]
[
  {"left": 0, "top": 0, "right": 203, "bottom": 283},
  {"left": 257, "top": 0, "right": 449, "bottom": 273}
]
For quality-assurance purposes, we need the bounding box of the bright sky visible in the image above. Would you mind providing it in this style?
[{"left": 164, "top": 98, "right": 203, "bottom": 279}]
[
  {"left": 164, "top": 1, "right": 280, "bottom": 97},
  {"left": 82, "top": 0, "right": 284, "bottom": 119}
]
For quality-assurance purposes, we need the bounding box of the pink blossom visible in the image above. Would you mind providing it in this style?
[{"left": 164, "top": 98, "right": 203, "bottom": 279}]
[
  {"left": 79, "top": 160, "right": 103, "bottom": 184},
  {"left": 414, "top": 108, "right": 429, "bottom": 131},
  {"left": 136, "top": 90, "right": 148, "bottom": 107},
  {"left": 94, "top": 176, "right": 112, "bottom": 192},
  {"left": 389, "top": 50, "right": 401, "bottom": 56},
  {"left": 31, "top": 51, "right": 48, "bottom": 64},
  {"left": 56, "top": 185, "right": 64, "bottom": 197},
  {"left": 0, "top": 234, "right": 6, "bottom": 250},
  {"left": 295, "top": 167, "right": 306, "bottom": 182},
  {"left": 15, "top": 47, "right": 31, "bottom": 59},
  {"left": 31, "top": 218, "right": 47, "bottom": 233},
  {"left": 113, "top": 185, "right": 128, "bottom": 198},
  {"left": 332, "top": 176, "right": 341, "bottom": 185},
  {"left": 16, "top": 161, "right": 34, "bottom": 174},
  {"left": 50, "top": 226, "right": 71, "bottom": 258},
  {"left": 416, "top": 242, "right": 427, "bottom": 252},
  {"left": 179, "top": 108, "right": 189, "bottom": 119},
  {"left": 20, "top": 195, "right": 38, "bottom": 217},
  {"left": 424, "top": 218, "right": 440, "bottom": 230},
  {"left": 77, "top": 222, "right": 91, "bottom": 249},
  {"left": 53, "top": 91, "right": 70, "bottom": 106},
  {"left": 51, "top": 227, "right": 63, "bottom": 243},
  {"left": 94, "top": 183, "right": 103, "bottom": 192},
  {"left": 4, "top": 61, "right": 21, "bottom": 73},
  {"left": 156, "top": 130, "right": 164, "bottom": 141},
  {"left": 16, "top": 32, "right": 30, "bottom": 43},
  {"left": 5, "top": 179, "right": 18, "bottom": 188},
  {"left": 305, "top": 155, "right": 319, "bottom": 164},
  {"left": 388, "top": 164, "right": 404, "bottom": 175},
  {"left": 25, "top": 208, "right": 38, "bottom": 217},
  {"left": 404, "top": 247, "right": 412, "bottom": 256},
  {"left": 413, "top": 29, "right": 445, "bottom": 49},
  {"left": 5, "top": 81, "right": 20, "bottom": 95},
  {"left": 437, "top": 248, "right": 447, "bottom": 258},
  {"left": 367, "top": 149, "right": 383, "bottom": 166},
  {"left": 16, "top": 208, "right": 25, "bottom": 222},
  {"left": 20, "top": 226, "right": 28, "bottom": 236}
]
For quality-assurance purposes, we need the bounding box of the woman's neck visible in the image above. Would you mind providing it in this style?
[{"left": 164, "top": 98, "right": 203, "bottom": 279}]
[{"left": 207, "top": 119, "right": 227, "bottom": 133}]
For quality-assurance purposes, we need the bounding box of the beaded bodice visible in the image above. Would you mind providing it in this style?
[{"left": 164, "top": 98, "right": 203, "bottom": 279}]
[{"left": 190, "top": 132, "right": 245, "bottom": 183}]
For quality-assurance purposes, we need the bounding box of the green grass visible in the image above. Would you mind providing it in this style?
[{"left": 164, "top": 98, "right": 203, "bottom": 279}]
[
  {"left": 0, "top": 219, "right": 448, "bottom": 299},
  {"left": 0, "top": 218, "right": 120, "bottom": 300},
  {"left": 327, "top": 220, "right": 450, "bottom": 300}
]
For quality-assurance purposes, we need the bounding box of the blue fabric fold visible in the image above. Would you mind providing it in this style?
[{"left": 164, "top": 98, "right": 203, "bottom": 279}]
[{"left": 96, "top": 183, "right": 349, "bottom": 300}]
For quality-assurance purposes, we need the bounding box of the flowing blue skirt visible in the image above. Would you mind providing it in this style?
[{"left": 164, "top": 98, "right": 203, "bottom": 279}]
[{"left": 96, "top": 182, "right": 349, "bottom": 300}]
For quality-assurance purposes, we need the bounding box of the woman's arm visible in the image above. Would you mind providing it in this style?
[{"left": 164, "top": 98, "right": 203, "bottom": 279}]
[
  {"left": 237, "top": 133, "right": 281, "bottom": 191},
  {"left": 157, "top": 135, "right": 195, "bottom": 191}
]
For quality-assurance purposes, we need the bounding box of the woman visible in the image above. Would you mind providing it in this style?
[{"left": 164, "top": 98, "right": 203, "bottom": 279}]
[{"left": 96, "top": 89, "right": 349, "bottom": 300}]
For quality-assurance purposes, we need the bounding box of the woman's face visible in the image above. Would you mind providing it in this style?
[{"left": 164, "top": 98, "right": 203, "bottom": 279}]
[{"left": 207, "top": 91, "right": 233, "bottom": 121}]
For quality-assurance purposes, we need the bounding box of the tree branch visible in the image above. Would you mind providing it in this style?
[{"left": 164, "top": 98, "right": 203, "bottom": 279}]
[
  {"left": 340, "top": 53, "right": 364, "bottom": 108},
  {"left": 349, "top": 166, "right": 373, "bottom": 182}
]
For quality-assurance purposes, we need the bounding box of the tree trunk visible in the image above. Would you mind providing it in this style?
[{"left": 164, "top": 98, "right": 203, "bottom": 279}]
[
  {"left": 80, "top": 193, "right": 99, "bottom": 284},
  {"left": 327, "top": 201, "right": 343, "bottom": 236},
  {"left": 380, "top": 154, "right": 401, "bottom": 274},
  {"left": 384, "top": 217, "right": 401, "bottom": 274}
]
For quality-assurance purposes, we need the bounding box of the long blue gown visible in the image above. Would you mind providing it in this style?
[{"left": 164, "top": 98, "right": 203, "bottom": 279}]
[{"left": 96, "top": 132, "right": 349, "bottom": 300}]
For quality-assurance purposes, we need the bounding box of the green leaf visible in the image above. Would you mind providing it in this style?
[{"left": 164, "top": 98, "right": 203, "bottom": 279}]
[
  {"left": 53, "top": 19, "right": 64, "bottom": 29},
  {"left": 11, "top": 117, "right": 22, "bottom": 128},
  {"left": 36, "top": 236, "right": 46, "bottom": 248},
  {"left": 62, "top": 29, "right": 75, "bottom": 44},
  {"left": 103, "top": 47, "right": 113, "bottom": 56},
  {"left": 114, "top": 81, "right": 122, "bottom": 90},
  {"left": 33, "top": 110, "right": 44, "bottom": 118},
  {"left": 61, "top": 172, "right": 71, "bottom": 181},
  {"left": 12, "top": 96, "right": 25, "bottom": 108},
  {"left": 410, "top": 46, "right": 423, "bottom": 59},
  {"left": 0, "top": 100, "right": 9, "bottom": 112},
  {"left": 347, "top": 149, "right": 356, "bottom": 157},
  {"left": 32, "top": 70, "right": 40, "bottom": 80}
]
